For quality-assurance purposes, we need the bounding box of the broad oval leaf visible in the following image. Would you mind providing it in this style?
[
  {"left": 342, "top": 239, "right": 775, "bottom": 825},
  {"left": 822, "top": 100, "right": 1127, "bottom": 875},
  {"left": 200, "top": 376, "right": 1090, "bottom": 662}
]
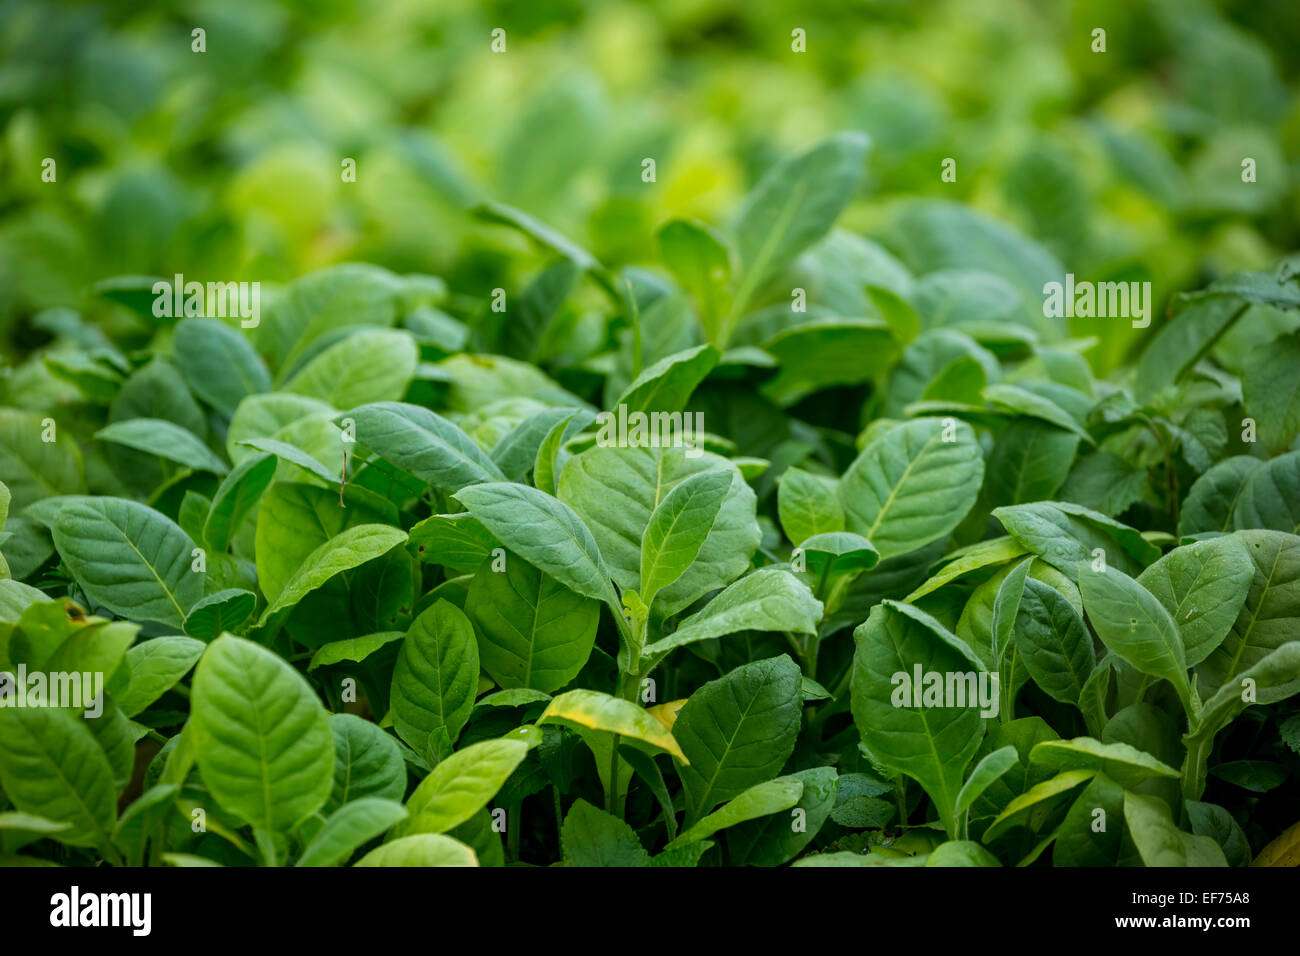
[
  {"left": 258, "top": 524, "right": 408, "bottom": 625},
  {"left": 398, "top": 737, "right": 530, "bottom": 835},
  {"left": 338, "top": 401, "right": 504, "bottom": 494},
  {"left": 390, "top": 600, "right": 479, "bottom": 763},
  {"left": 173, "top": 318, "right": 271, "bottom": 416},
  {"left": 190, "top": 635, "right": 335, "bottom": 832},
  {"left": 456, "top": 481, "right": 617, "bottom": 608},
  {"left": 1079, "top": 564, "right": 1192, "bottom": 713},
  {"left": 0, "top": 705, "right": 117, "bottom": 849},
  {"left": 538, "top": 689, "right": 685, "bottom": 760},
  {"left": 296, "top": 797, "right": 408, "bottom": 867},
  {"left": 52, "top": 497, "right": 202, "bottom": 629},
  {"left": 639, "top": 469, "right": 731, "bottom": 607},
  {"left": 1137, "top": 535, "right": 1254, "bottom": 667},
  {"left": 850, "top": 600, "right": 986, "bottom": 837},
  {"left": 673, "top": 654, "right": 801, "bottom": 823},
  {"left": 838, "top": 418, "right": 984, "bottom": 560},
  {"left": 96, "top": 419, "right": 229, "bottom": 474},
  {"left": 467, "top": 552, "right": 598, "bottom": 693},
  {"left": 644, "top": 569, "right": 822, "bottom": 658}
]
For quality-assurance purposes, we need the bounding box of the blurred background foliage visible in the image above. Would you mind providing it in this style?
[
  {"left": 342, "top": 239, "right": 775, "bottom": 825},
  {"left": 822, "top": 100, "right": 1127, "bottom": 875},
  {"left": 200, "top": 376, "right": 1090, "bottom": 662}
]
[{"left": 1, "top": 0, "right": 1297, "bottom": 377}]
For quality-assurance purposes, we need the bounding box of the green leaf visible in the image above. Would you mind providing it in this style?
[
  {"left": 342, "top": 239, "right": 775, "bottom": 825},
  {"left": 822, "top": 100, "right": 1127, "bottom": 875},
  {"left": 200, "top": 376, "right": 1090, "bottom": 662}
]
[
  {"left": 982, "top": 384, "right": 1093, "bottom": 444},
  {"left": 1243, "top": 331, "right": 1300, "bottom": 451},
  {"left": 795, "top": 532, "right": 880, "bottom": 578},
  {"left": 0, "top": 408, "right": 86, "bottom": 511},
  {"left": 235, "top": 438, "right": 339, "bottom": 486},
  {"left": 190, "top": 636, "right": 335, "bottom": 832},
  {"left": 52, "top": 497, "right": 202, "bottom": 628},
  {"left": 760, "top": 319, "right": 899, "bottom": 407},
  {"left": 96, "top": 419, "right": 229, "bottom": 474},
  {"left": 538, "top": 689, "right": 685, "bottom": 760},
  {"left": 639, "top": 469, "right": 731, "bottom": 608},
  {"left": 309, "top": 632, "right": 404, "bottom": 672},
  {"left": 1178, "top": 457, "right": 1262, "bottom": 537},
  {"left": 615, "top": 344, "right": 718, "bottom": 415},
  {"left": 183, "top": 589, "right": 257, "bottom": 641},
  {"left": 1051, "top": 773, "right": 1140, "bottom": 866},
  {"left": 296, "top": 797, "right": 408, "bottom": 867},
  {"left": 327, "top": 713, "right": 407, "bottom": 811},
  {"left": 560, "top": 798, "right": 649, "bottom": 867},
  {"left": 668, "top": 776, "right": 804, "bottom": 849},
  {"left": 1030, "top": 737, "right": 1178, "bottom": 788},
  {"left": 457, "top": 481, "right": 618, "bottom": 608},
  {"left": 674, "top": 654, "right": 802, "bottom": 822},
  {"left": 466, "top": 551, "right": 598, "bottom": 692},
  {"left": 1013, "top": 578, "right": 1095, "bottom": 705},
  {"left": 904, "top": 537, "right": 1028, "bottom": 603},
  {"left": 398, "top": 737, "right": 530, "bottom": 835},
  {"left": 982, "top": 769, "right": 1094, "bottom": 843},
  {"left": 114, "top": 635, "right": 205, "bottom": 717},
  {"left": 285, "top": 328, "right": 418, "bottom": 409},
  {"left": 1135, "top": 297, "right": 1249, "bottom": 401},
  {"left": 1079, "top": 565, "right": 1192, "bottom": 714},
  {"left": 777, "top": 466, "right": 844, "bottom": 545},
  {"left": 504, "top": 260, "right": 581, "bottom": 362},
  {"left": 1199, "top": 531, "right": 1300, "bottom": 693},
  {"left": 557, "top": 445, "right": 759, "bottom": 616},
  {"left": 1194, "top": 642, "right": 1300, "bottom": 744},
  {"left": 1059, "top": 451, "right": 1149, "bottom": 516},
  {"left": 409, "top": 513, "right": 498, "bottom": 574},
  {"left": 1138, "top": 535, "right": 1255, "bottom": 667},
  {"left": 731, "top": 133, "right": 870, "bottom": 325},
  {"left": 986, "top": 419, "right": 1080, "bottom": 506},
  {"left": 657, "top": 218, "right": 732, "bottom": 341},
  {"left": 926, "top": 841, "right": 1002, "bottom": 866},
  {"left": 850, "top": 601, "right": 985, "bottom": 837},
  {"left": 533, "top": 410, "right": 595, "bottom": 497},
  {"left": 258, "top": 524, "right": 408, "bottom": 626},
  {"left": 490, "top": 406, "right": 584, "bottom": 483},
  {"left": 993, "top": 501, "right": 1156, "bottom": 580},
  {"left": 727, "top": 766, "right": 838, "bottom": 866},
  {"left": 1233, "top": 450, "right": 1300, "bottom": 534},
  {"left": 173, "top": 318, "right": 270, "bottom": 416},
  {"left": 0, "top": 705, "right": 117, "bottom": 850},
  {"left": 203, "top": 452, "right": 277, "bottom": 551},
  {"left": 643, "top": 569, "right": 822, "bottom": 658},
  {"left": 954, "top": 746, "right": 1019, "bottom": 829},
  {"left": 1123, "top": 791, "right": 1227, "bottom": 866},
  {"left": 838, "top": 418, "right": 984, "bottom": 560},
  {"left": 354, "top": 833, "right": 478, "bottom": 867},
  {"left": 1186, "top": 800, "right": 1252, "bottom": 867},
  {"left": 339, "top": 402, "right": 505, "bottom": 493},
  {"left": 390, "top": 601, "right": 479, "bottom": 763}
]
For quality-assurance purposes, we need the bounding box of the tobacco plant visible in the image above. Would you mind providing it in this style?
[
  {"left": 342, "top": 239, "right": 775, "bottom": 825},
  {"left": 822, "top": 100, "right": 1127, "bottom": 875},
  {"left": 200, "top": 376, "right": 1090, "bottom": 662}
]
[{"left": 2, "top": 127, "right": 1300, "bottom": 868}]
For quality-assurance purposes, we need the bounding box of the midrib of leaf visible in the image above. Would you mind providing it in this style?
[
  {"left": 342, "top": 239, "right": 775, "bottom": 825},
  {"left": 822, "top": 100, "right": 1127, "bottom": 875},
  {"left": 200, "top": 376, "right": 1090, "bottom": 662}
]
[
  {"left": 885, "top": 623, "right": 958, "bottom": 833},
  {"left": 687, "top": 675, "right": 771, "bottom": 821},
  {"left": 106, "top": 511, "right": 187, "bottom": 622},
  {"left": 642, "top": 485, "right": 698, "bottom": 594},
  {"left": 725, "top": 181, "right": 808, "bottom": 343},
  {"left": 866, "top": 432, "right": 936, "bottom": 540},
  {"left": 1220, "top": 545, "right": 1282, "bottom": 684},
  {"left": 26, "top": 720, "right": 113, "bottom": 851}
]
